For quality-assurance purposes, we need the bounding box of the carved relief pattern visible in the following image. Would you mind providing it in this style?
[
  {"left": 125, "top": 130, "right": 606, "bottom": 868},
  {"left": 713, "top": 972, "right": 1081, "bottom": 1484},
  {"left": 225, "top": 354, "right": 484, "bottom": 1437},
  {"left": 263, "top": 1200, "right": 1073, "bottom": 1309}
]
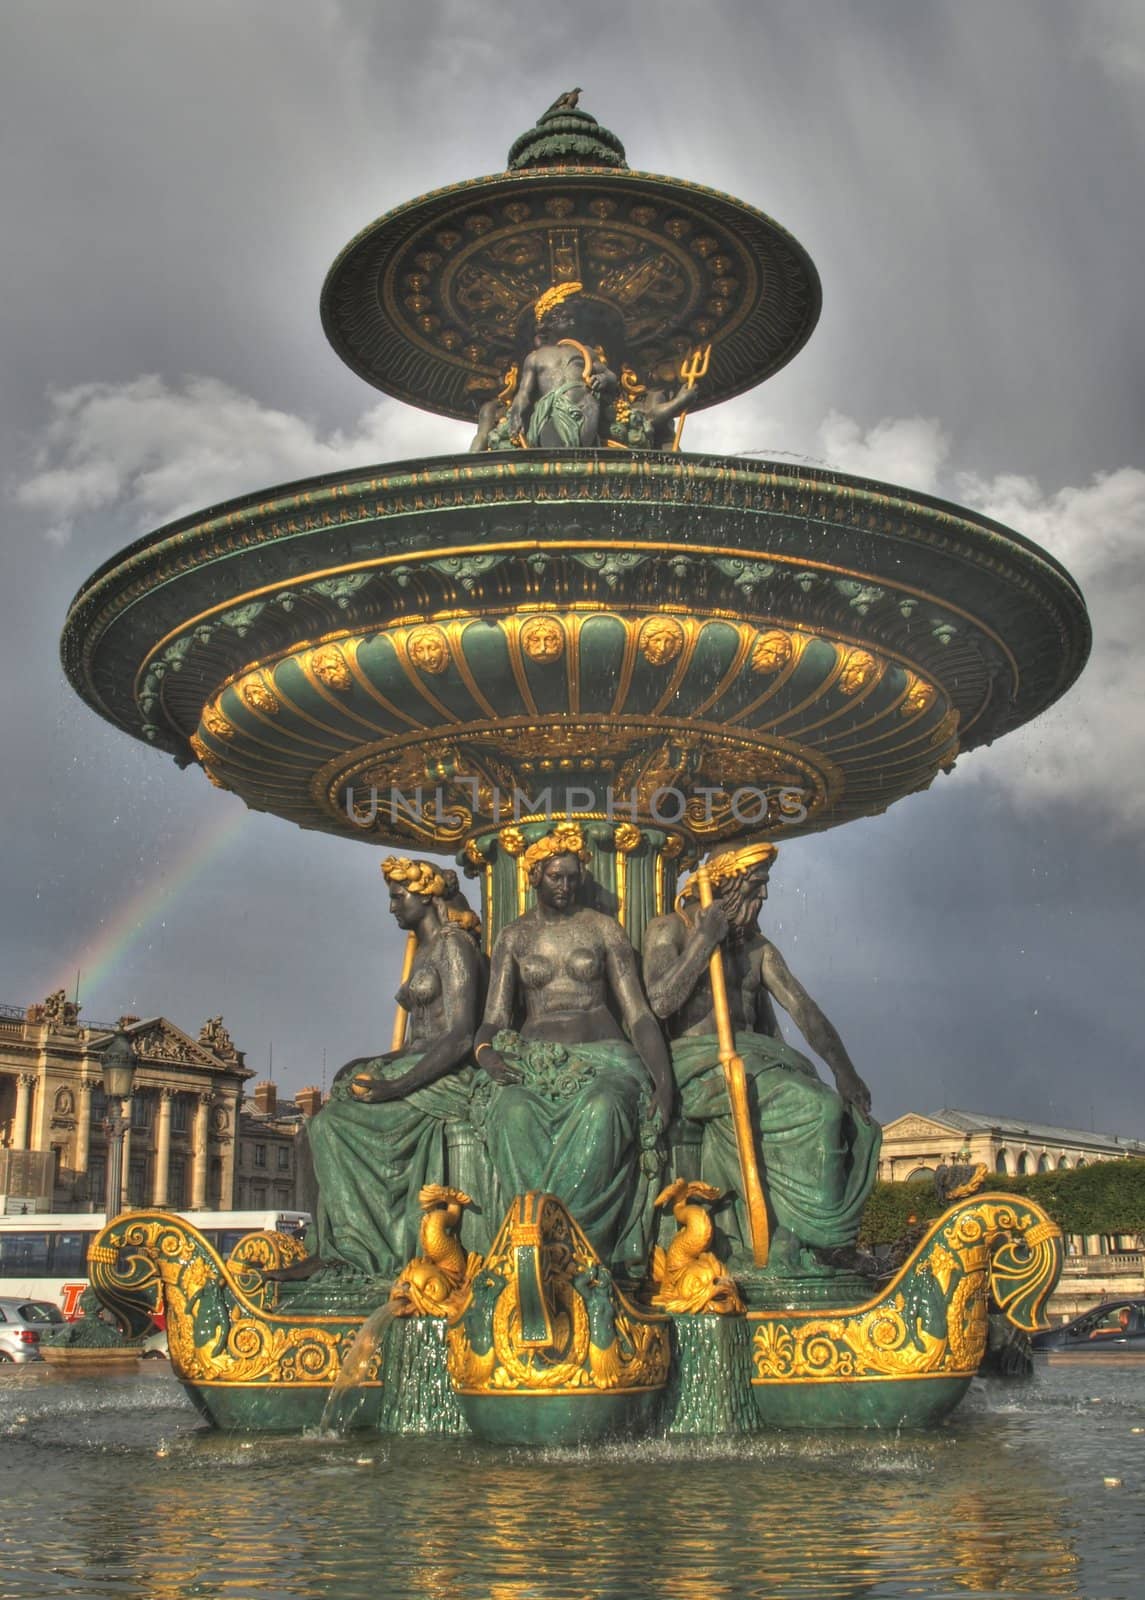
[
  {"left": 750, "top": 1195, "right": 1063, "bottom": 1384},
  {"left": 446, "top": 1193, "right": 670, "bottom": 1396}
]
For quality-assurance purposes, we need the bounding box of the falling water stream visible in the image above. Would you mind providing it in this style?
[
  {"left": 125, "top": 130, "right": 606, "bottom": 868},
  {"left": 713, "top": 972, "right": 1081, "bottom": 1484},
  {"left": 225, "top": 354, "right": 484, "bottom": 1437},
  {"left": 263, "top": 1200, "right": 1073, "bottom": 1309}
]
[
  {"left": 1, "top": 1358, "right": 1142, "bottom": 1599},
  {"left": 318, "top": 1303, "right": 398, "bottom": 1434}
]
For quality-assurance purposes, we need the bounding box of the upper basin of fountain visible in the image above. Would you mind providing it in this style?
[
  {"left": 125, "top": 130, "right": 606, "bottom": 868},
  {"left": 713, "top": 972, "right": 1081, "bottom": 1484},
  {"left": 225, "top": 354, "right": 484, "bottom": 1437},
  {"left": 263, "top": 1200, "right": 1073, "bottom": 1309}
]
[{"left": 60, "top": 447, "right": 1089, "bottom": 852}]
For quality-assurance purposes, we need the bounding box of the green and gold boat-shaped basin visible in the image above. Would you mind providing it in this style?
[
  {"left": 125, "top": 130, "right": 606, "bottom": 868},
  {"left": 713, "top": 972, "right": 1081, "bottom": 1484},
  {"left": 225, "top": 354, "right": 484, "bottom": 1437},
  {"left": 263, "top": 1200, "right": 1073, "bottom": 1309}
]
[
  {"left": 61, "top": 450, "right": 1089, "bottom": 853},
  {"left": 85, "top": 1189, "right": 1062, "bottom": 1437}
]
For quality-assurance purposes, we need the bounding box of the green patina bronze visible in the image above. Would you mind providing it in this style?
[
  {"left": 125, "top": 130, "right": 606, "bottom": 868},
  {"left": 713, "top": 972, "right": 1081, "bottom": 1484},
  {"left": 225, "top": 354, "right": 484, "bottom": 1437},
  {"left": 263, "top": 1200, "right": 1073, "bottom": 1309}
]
[{"left": 64, "top": 97, "right": 1087, "bottom": 1438}]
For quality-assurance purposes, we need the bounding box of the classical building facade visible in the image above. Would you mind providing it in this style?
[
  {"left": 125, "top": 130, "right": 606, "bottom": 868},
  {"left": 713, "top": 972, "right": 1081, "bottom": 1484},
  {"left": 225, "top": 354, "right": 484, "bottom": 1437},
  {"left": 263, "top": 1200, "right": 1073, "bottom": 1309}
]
[
  {"left": 879, "top": 1107, "right": 1145, "bottom": 1266},
  {"left": 878, "top": 1108, "right": 1145, "bottom": 1183},
  {"left": 0, "top": 992, "right": 252, "bottom": 1212},
  {"left": 235, "top": 1080, "right": 322, "bottom": 1212}
]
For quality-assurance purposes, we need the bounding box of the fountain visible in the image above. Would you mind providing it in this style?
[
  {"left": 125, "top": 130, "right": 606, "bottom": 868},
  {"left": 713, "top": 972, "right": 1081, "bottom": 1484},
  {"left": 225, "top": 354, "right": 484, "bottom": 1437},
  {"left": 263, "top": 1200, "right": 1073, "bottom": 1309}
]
[{"left": 62, "top": 96, "right": 1088, "bottom": 1439}]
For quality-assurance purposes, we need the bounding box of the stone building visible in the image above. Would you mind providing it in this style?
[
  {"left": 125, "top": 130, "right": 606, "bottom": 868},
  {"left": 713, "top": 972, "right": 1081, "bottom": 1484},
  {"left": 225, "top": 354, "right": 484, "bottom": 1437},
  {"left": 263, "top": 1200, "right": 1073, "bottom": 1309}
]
[
  {"left": 0, "top": 991, "right": 252, "bottom": 1212},
  {"left": 879, "top": 1107, "right": 1145, "bottom": 1267},
  {"left": 878, "top": 1107, "right": 1145, "bottom": 1184},
  {"left": 235, "top": 1080, "right": 323, "bottom": 1212}
]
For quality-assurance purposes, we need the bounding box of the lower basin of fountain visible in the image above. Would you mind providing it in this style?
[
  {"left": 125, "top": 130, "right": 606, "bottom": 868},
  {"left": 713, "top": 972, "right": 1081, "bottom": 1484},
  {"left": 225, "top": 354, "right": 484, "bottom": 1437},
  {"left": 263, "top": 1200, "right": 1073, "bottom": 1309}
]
[{"left": 86, "top": 1186, "right": 1063, "bottom": 1442}]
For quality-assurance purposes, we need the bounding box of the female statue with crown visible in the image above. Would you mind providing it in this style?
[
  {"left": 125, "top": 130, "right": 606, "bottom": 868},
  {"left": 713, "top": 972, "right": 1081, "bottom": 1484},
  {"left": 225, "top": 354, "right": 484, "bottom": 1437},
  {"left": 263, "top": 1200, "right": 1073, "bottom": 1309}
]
[
  {"left": 304, "top": 857, "right": 487, "bottom": 1279},
  {"left": 474, "top": 822, "right": 672, "bottom": 1264},
  {"left": 641, "top": 843, "right": 882, "bottom": 1275}
]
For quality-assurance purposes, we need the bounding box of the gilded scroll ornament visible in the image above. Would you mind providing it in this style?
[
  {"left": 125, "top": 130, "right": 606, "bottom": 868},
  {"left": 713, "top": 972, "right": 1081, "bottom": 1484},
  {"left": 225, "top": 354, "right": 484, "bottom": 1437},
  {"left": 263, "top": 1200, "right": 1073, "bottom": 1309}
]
[
  {"left": 463, "top": 838, "right": 491, "bottom": 868},
  {"left": 749, "top": 1194, "right": 1063, "bottom": 1385},
  {"left": 87, "top": 1214, "right": 372, "bottom": 1387}
]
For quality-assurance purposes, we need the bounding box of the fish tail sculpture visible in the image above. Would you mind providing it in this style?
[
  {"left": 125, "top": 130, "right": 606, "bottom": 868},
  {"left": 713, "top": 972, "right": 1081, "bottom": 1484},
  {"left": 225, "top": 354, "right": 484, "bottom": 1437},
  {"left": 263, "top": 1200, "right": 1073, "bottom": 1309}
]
[
  {"left": 389, "top": 1185, "right": 477, "bottom": 1318},
  {"left": 651, "top": 1179, "right": 746, "bottom": 1315}
]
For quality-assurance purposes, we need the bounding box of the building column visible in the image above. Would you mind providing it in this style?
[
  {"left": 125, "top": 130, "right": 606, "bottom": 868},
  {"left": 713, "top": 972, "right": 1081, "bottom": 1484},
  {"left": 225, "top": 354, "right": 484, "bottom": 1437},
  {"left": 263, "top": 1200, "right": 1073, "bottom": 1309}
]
[
  {"left": 152, "top": 1088, "right": 173, "bottom": 1206},
  {"left": 74, "top": 1079, "right": 94, "bottom": 1181},
  {"left": 217, "top": 1091, "right": 239, "bottom": 1208},
  {"left": 191, "top": 1093, "right": 212, "bottom": 1209},
  {"left": 11, "top": 1073, "right": 36, "bottom": 1151},
  {"left": 120, "top": 1117, "right": 132, "bottom": 1210}
]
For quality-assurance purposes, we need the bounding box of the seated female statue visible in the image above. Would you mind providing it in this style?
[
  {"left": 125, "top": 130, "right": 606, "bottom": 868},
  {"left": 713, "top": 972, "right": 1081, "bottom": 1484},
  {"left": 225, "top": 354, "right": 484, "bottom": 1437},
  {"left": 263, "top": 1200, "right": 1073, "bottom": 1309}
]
[
  {"left": 642, "top": 844, "right": 881, "bottom": 1275},
  {"left": 306, "top": 858, "right": 486, "bottom": 1279},
  {"left": 474, "top": 823, "right": 672, "bottom": 1265}
]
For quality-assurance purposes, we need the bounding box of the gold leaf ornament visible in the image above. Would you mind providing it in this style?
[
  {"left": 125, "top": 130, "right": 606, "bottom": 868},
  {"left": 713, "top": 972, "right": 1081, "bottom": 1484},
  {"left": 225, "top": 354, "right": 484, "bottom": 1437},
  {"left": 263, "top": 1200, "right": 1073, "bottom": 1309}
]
[
  {"left": 838, "top": 649, "right": 880, "bottom": 696},
  {"left": 408, "top": 626, "right": 450, "bottom": 675},
  {"left": 520, "top": 616, "right": 565, "bottom": 662},
  {"left": 311, "top": 645, "right": 352, "bottom": 691},
  {"left": 202, "top": 705, "right": 235, "bottom": 739},
  {"left": 750, "top": 629, "right": 793, "bottom": 674},
  {"left": 639, "top": 616, "right": 684, "bottom": 666},
  {"left": 239, "top": 675, "right": 280, "bottom": 714}
]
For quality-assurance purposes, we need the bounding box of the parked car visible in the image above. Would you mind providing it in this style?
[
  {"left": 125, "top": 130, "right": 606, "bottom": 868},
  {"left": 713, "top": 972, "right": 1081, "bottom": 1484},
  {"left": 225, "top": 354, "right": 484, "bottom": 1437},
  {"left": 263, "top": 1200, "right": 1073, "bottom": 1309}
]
[
  {"left": 0, "top": 1297, "right": 66, "bottom": 1363},
  {"left": 1031, "top": 1299, "right": 1145, "bottom": 1353}
]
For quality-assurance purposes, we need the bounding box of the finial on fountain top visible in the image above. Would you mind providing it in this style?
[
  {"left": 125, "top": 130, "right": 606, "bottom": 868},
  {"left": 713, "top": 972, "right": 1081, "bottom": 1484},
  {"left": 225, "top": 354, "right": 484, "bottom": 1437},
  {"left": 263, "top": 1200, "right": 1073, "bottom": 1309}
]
[{"left": 507, "top": 95, "right": 628, "bottom": 171}]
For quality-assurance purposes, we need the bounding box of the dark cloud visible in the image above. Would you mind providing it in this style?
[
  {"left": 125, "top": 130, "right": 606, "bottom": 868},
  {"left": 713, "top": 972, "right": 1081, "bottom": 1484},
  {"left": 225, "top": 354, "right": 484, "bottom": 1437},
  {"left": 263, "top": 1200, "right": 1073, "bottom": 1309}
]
[{"left": 1, "top": 1, "right": 1141, "bottom": 1134}]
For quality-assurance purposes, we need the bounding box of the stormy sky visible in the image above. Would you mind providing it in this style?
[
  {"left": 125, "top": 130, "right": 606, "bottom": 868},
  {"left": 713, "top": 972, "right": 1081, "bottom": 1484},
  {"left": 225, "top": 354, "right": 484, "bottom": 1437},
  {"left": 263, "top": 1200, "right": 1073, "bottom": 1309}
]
[{"left": 2, "top": 1, "right": 1142, "bottom": 1132}]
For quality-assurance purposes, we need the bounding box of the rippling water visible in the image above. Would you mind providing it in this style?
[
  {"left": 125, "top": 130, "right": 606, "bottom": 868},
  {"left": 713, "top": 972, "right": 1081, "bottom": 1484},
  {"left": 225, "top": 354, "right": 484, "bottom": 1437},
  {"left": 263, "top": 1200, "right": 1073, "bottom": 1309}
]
[{"left": 1, "top": 1360, "right": 1142, "bottom": 1599}]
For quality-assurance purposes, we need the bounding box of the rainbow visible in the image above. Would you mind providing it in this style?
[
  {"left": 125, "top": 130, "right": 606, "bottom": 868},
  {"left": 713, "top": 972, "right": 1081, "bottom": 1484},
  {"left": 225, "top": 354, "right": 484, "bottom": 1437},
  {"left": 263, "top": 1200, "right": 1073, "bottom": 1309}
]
[{"left": 51, "top": 806, "right": 248, "bottom": 1008}]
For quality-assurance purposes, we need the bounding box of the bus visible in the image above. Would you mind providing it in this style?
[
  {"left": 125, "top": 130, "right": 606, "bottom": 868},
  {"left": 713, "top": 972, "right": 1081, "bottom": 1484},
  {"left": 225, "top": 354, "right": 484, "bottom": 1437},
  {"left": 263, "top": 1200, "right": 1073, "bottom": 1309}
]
[{"left": 0, "top": 1209, "right": 312, "bottom": 1319}]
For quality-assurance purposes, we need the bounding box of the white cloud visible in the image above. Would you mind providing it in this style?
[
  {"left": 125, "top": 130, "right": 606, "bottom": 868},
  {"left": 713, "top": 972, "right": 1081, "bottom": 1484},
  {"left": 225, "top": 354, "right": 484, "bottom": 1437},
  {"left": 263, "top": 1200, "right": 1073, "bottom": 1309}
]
[
  {"left": 687, "top": 403, "right": 951, "bottom": 497},
  {"left": 950, "top": 465, "right": 1145, "bottom": 838},
  {"left": 814, "top": 412, "right": 950, "bottom": 493},
  {"left": 15, "top": 376, "right": 469, "bottom": 542}
]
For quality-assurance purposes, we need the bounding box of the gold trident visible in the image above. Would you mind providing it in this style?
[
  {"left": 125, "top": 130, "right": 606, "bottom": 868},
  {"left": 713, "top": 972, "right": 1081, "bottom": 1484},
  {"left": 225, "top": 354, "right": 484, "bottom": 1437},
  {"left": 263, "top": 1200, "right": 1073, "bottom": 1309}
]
[{"left": 672, "top": 343, "right": 711, "bottom": 451}]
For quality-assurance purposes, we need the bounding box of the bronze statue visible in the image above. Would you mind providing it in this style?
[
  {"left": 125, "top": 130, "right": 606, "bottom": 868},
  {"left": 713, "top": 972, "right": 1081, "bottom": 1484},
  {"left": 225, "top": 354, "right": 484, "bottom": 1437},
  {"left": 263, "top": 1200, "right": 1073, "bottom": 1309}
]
[
  {"left": 641, "top": 843, "right": 880, "bottom": 1273},
  {"left": 304, "top": 858, "right": 487, "bottom": 1278},
  {"left": 474, "top": 822, "right": 672, "bottom": 1262},
  {"left": 504, "top": 283, "right": 618, "bottom": 448}
]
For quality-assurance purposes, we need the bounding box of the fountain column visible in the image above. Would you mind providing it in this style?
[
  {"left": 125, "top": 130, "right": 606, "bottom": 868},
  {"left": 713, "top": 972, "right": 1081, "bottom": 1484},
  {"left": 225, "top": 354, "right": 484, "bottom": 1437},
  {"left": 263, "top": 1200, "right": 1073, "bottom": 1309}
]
[{"left": 152, "top": 1088, "right": 173, "bottom": 1206}]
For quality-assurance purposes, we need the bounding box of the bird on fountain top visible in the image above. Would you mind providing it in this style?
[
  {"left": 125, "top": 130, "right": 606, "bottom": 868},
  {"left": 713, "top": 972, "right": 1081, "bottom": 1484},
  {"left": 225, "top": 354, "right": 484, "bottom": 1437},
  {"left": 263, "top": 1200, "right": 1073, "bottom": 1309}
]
[{"left": 544, "top": 88, "right": 582, "bottom": 115}]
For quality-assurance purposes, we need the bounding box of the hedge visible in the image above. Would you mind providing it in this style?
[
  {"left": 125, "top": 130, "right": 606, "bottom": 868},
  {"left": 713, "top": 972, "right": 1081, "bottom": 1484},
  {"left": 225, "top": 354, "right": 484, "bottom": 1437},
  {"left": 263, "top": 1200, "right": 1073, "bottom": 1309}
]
[{"left": 858, "top": 1158, "right": 1145, "bottom": 1245}]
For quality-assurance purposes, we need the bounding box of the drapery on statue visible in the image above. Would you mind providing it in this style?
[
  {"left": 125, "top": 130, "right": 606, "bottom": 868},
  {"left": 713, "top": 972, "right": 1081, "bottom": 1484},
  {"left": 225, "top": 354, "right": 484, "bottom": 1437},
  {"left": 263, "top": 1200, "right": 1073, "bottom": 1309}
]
[
  {"left": 473, "top": 822, "right": 673, "bottom": 1265},
  {"left": 303, "top": 858, "right": 487, "bottom": 1279},
  {"left": 641, "top": 843, "right": 881, "bottom": 1274}
]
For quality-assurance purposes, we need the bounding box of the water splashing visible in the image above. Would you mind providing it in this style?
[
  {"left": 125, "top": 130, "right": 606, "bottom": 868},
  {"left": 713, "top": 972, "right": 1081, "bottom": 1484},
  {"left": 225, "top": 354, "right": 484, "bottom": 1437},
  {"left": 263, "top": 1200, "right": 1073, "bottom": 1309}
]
[{"left": 319, "top": 1303, "right": 397, "bottom": 1434}]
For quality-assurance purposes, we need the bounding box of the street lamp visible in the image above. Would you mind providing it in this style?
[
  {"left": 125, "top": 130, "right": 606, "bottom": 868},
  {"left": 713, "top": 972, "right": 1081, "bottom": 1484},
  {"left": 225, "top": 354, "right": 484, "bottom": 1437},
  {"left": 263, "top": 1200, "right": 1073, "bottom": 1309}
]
[{"left": 99, "top": 1029, "right": 136, "bottom": 1217}]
